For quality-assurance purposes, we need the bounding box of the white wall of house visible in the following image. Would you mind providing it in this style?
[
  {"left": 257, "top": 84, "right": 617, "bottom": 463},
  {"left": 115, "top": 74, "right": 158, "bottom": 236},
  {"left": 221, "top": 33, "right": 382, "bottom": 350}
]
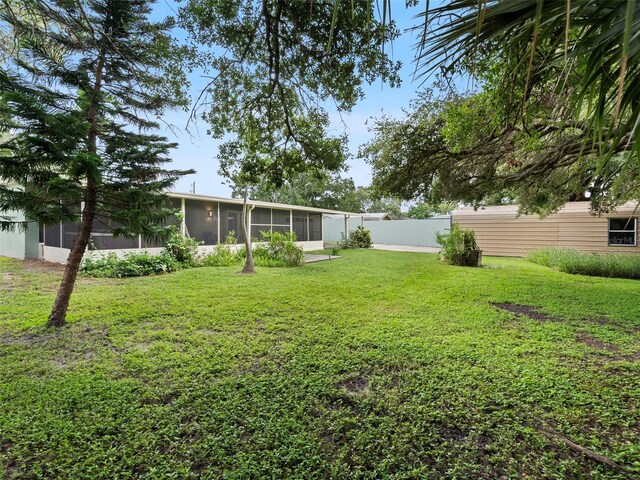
[
  {"left": 0, "top": 209, "right": 39, "bottom": 260},
  {"left": 42, "top": 246, "right": 72, "bottom": 264},
  {"left": 45, "top": 240, "right": 325, "bottom": 264}
]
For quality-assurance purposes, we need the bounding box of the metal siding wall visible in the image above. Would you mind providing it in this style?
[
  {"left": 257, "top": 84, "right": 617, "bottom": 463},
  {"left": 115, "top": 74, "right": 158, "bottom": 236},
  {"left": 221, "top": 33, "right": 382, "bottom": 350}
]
[
  {"left": 453, "top": 202, "right": 640, "bottom": 257},
  {"left": 323, "top": 216, "right": 451, "bottom": 247}
]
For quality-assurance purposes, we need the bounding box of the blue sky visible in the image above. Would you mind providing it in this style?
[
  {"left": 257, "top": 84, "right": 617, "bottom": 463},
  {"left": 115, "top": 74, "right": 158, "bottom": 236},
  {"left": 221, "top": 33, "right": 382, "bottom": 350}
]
[{"left": 154, "top": 1, "right": 433, "bottom": 197}]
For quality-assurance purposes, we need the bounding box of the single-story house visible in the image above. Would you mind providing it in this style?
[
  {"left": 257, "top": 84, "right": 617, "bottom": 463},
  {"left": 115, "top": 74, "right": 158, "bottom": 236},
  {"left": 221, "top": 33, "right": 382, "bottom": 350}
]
[
  {"left": 453, "top": 201, "right": 639, "bottom": 257},
  {"left": 1, "top": 192, "right": 358, "bottom": 263}
]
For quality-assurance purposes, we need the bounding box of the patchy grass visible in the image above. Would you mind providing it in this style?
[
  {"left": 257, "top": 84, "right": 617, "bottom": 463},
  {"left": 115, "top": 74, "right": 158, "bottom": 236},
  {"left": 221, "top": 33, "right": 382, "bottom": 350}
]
[
  {"left": 528, "top": 247, "right": 640, "bottom": 280},
  {"left": 1, "top": 251, "right": 639, "bottom": 479}
]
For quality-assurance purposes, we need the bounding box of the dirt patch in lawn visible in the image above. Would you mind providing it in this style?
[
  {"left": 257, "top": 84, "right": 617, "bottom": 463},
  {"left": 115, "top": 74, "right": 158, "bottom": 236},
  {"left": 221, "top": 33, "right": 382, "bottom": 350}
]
[
  {"left": 0, "top": 325, "right": 116, "bottom": 374},
  {"left": 491, "top": 302, "right": 559, "bottom": 322},
  {"left": 576, "top": 333, "right": 619, "bottom": 352},
  {"left": 571, "top": 333, "right": 640, "bottom": 363},
  {"left": 336, "top": 375, "right": 369, "bottom": 394},
  {"left": 21, "top": 259, "right": 65, "bottom": 273},
  {"left": 492, "top": 303, "right": 637, "bottom": 334}
]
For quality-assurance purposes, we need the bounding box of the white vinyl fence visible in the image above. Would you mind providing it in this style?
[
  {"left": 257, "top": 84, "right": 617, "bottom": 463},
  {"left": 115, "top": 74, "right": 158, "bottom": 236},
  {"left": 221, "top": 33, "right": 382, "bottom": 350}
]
[{"left": 323, "top": 215, "right": 451, "bottom": 248}]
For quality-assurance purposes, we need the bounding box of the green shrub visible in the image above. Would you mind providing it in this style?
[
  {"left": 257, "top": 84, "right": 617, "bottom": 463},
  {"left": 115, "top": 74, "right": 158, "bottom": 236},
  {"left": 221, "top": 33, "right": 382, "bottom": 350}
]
[
  {"left": 202, "top": 232, "right": 242, "bottom": 267},
  {"left": 339, "top": 226, "right": 372, "bottom": 249},
  {"left": 82, "top": 224, "right": 203, "bottom": 277},
  {"left": 81, "top": 251, "right": 179, "bottom": 278},
  {"left": 162, "top": 227, "right": 201, "bottom": 266},
  {"left": 253, "top": 231, "right": 304, "bottom": 267},
  {"left": 349, "top": 226, "right": 373, "bottom": 248},
  {"left": 528, "top": 247, "right": 640, "bottom": 279},
  {"left": 436, "top": 224, "right": 480, "bottom": 265}
]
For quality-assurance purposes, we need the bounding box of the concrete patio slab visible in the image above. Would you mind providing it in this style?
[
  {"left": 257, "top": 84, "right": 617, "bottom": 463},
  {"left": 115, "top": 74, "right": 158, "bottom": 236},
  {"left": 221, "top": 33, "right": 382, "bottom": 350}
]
[
  {"left": 304, "top": 254, "right": 341, "bottom": 263},
  {"left": 371, "top": 244, "right": 440, "bottom": 254}
]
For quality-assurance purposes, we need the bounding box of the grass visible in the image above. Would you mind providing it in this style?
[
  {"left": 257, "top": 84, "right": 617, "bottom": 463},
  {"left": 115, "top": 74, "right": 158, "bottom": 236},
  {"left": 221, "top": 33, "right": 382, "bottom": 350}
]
[
  {"left": 528, "top": 247, "right": 640, "bottom": 280},
  {"left": 1, "top": 250, "right": 639, "bottom": 479}
]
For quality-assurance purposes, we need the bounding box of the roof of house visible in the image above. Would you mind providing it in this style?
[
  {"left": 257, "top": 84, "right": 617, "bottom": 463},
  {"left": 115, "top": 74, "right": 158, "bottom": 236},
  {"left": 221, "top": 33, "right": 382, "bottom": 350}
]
[
  {"left": 323, "top": 212, "right": 393, "bottom": 220},
  {"left": 452, "top": 201, "right": 639, "bottom": 218},
  {"left": 168, "top": 192, "right": 360, "bottom": 216},
  {"left": 361, "top": 212, "right": 393, "bottom": 220}
]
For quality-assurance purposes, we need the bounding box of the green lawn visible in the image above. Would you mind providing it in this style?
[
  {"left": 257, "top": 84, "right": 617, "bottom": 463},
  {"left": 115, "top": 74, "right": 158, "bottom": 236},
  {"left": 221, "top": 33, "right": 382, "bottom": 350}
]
[{"left": 1, "top": 250, "right": 639, "bottom": 479}]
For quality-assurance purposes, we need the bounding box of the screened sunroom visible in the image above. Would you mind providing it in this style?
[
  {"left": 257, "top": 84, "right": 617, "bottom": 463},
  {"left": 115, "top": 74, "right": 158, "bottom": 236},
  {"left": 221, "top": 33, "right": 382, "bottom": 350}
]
[{"left": 38, "top": 192, "right": 345, "bottom": 263}]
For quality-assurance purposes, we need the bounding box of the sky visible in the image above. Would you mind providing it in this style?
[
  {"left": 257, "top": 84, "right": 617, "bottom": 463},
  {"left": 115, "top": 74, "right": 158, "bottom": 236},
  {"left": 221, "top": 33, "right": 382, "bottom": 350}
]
[{"left": 153, "top": 1, "right": 434, "bottom": 197}]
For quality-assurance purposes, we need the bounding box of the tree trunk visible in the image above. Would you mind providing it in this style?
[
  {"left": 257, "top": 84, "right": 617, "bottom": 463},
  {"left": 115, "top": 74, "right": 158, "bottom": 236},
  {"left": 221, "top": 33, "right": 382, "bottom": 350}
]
[
  {"left": 241, "top": 187, "right": 255, "bottom": 274},
  {"left": 48, "top": 54, "right": 104, "bottom": 327},
  {"left": 47, "top": 181, "right": 97, "bottom": 327}
]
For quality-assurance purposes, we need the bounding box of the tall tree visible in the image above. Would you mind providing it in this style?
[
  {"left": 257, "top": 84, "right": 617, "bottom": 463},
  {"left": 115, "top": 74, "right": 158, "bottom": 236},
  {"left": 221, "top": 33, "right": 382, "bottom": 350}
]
[
  {"left": 354, "top": 186, "right": 403, "bottom": 217},
  {"left": 180, "top": 0, "right": 401, "bottom": 191},
  {"left": 230, "top": 170, "right": 364, "bottom": 213},
  {"left": 403, "top": 0, "right": 640, "bottom": 213},
  {"left": 0, "top": 0, "right": 192, "bottom": 327},
  {"left": 362, "top": 85, "right": 599, "bottom": 215},
  {"left": 406, "top": 202, "right": 454, "bottom": 219}
]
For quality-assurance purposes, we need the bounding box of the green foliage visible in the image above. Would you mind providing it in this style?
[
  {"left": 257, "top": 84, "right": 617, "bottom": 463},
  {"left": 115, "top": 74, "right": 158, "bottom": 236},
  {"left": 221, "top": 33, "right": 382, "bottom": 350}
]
[
  {"left": 349, "top": 226, "right": 373, "bottom": 249},
  {"left": 362, "top": 88, "right": 590, "bottom": 217},
  {"left": 180, "top": 0, "right": 401, "bottom": 189},
  {"left": 232, "top": 171, "right": 364, "bottom": 213},
  {"left": 201, "top": 229, "right": 305, "bottom": 269},
  {"left": 202, "top": 232, "right": 243, "bottom": 267},
  {"left": 253, "top": 231, "right": 304, "bottom": 267},
  {"left": 0, "top": 0, "right": 193, "bottom": 325},
  {"left": 420, "top": 0, "right": 640, "bottom": 167},
  {"left": 528, "top": 247, "right": 640, "bottom": 280},
  {"left": 2, "top": 252, "right": 640, "bottom": 478},
  {"left": 436, "top": 224, "right": 480, "bottom": 266},
  {"left": 81, "top": 252, "right": 179, "bottom": 278},
  {"left": 0, "top": 1, "right": 192, "bottom": 234},
  {"left": 232, "top": 172, "right": 403, "bottom": 216},
  {"left": 399, "top": 1, "right": 640, "bottom": 214},
  {"left": 407, "top": 201, "right": 455, "bottom": 219},
  {"left": 162, "top": 226, "right": 202, "bottom": 267},
  {"left": 356, "top": 186, "right": 403, "bottom": 218},
  {"left": 83, "top": 228, "right": 205, "bottom": 278}
]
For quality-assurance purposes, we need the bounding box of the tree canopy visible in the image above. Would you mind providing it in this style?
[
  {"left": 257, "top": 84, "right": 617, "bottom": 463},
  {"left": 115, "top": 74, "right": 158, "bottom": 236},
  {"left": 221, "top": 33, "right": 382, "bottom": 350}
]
[
  {"left": 180, "top": 0, "right": 401, "bottom": 188},
  {"left": 0, "top": 0, "right": 192, "bottom": 326},
  {"left": 230, "top": 170, "right": 403, "bottom": 216},
  {"left": 366, "top": 1, "right": 640, "bottom": 215}
]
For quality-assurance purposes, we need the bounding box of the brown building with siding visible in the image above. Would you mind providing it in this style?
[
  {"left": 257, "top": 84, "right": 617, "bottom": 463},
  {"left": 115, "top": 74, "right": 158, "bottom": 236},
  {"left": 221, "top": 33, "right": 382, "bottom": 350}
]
[{"left": 453, "top": 201, "right": 639, "bottom": 257}]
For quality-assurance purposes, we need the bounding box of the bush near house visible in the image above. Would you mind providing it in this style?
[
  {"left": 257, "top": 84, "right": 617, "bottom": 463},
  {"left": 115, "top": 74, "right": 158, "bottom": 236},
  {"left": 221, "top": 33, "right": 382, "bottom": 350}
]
[
  {"left": 349, "top": 226, "right": 373, "bottom": 248},
  {"left": 162, "top": 228, "right": 202, "bottom": 267},
  {"left": 81, "top": 252, "right": 180, "bottom": 278},
  {"left": 252, "top": 231, "right": 304, "bottom": 267},
  {"left": 203, "top": 230, "right": 305, "bottom": 268},
  {"left": 202, "top": 232, "right": 243, "bottom": 267},
  {"left": 528, "top": 247, "right": 640, "bottom": 279},
  {"left": 82, "top": 229, "right": 201, "bottom": 278},
  {"left": 83, "top": 230, "right": 307, "bottom": 277}
]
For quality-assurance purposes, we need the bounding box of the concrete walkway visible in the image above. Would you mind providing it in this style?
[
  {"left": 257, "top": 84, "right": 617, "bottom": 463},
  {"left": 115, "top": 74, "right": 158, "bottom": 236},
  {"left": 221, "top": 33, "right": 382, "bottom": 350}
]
[
  {"left": 304, "top": 254, "right": 341, "bottom": 263},
  {"left": 371, "top": 244, "right": 440, "bottom": 254}
]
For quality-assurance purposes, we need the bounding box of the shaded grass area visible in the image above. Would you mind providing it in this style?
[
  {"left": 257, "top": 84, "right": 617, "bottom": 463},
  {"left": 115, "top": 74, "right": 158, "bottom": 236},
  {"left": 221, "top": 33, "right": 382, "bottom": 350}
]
[
  {"left": 1, "top": 251, "right": 639, "bottom": 479},
  {"left": 528, "top": 247, "right": 640, "bottom": 280}
]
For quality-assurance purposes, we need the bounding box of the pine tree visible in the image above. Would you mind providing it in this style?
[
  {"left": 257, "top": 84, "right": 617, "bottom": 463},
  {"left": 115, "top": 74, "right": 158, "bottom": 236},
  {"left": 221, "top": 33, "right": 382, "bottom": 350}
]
[{"left": 0, "top": 0, "right": 193, "bottom": 327}]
